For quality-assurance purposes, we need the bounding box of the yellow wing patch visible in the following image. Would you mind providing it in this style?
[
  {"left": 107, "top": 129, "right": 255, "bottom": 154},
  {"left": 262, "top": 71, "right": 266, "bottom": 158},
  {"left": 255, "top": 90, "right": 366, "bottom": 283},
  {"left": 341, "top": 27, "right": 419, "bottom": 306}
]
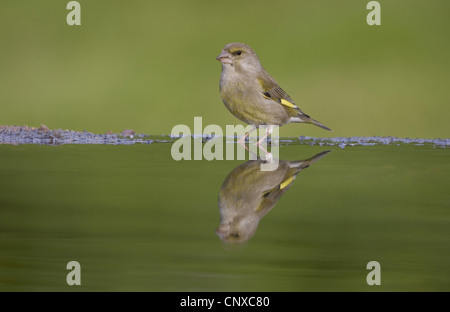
[
  {"left": 280, "top": 176, "right": 295, "bottom": 189},
  {"left": 280, "top": 99, "right": 297, "bottom": 108}
]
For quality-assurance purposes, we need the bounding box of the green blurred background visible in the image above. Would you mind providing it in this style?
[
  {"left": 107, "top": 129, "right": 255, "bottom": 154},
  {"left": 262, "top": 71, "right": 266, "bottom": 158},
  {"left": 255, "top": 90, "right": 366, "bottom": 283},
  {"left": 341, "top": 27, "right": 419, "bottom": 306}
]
[{"left": 0, "top": 0, "right": 449, "bottom": 138}]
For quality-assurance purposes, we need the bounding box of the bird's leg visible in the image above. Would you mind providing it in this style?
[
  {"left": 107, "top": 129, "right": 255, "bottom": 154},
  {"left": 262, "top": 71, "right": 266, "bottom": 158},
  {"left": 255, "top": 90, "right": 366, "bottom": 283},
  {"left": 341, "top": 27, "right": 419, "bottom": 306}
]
[
  {"left": 237, "top": 125, "right": 256, "bottom": 148},
  {"left": 257, "top": 143, "right": 273, "bottom": 162},
  {"left": 256, "top": 125, "right": 274, "bottom": 146},
  {"left": 254, "top": 125, "right": 274, "bottom": 162},
  {"left": 247, "top": 145, "right": 258, "bottom": 159},
  {"left": 237, "top": 132, "right": 249, "bottom": 148}
]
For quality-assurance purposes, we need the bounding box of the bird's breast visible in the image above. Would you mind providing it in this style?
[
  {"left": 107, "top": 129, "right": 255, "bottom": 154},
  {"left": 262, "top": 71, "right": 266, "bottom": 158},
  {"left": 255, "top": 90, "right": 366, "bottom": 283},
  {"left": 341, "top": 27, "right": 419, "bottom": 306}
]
[{"left": 219, "top": 68, "right": 290, "bottom": 125}]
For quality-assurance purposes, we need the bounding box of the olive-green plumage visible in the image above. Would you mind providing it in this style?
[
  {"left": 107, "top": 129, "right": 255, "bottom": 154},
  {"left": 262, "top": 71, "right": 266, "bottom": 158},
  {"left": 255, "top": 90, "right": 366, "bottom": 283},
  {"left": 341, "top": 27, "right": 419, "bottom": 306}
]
[
  {"left": 216, "top": 150, "right": 331, "bottom": 244},
  {"left": 216, "top": 42, "right": 331, "bottom": 131}
]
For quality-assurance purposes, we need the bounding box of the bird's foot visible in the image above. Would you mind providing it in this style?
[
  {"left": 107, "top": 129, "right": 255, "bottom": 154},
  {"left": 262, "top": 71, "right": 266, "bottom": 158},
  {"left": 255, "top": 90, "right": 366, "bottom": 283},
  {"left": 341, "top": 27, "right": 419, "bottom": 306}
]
[{"left": 264, "top": 152, "right": 273, "bottom": 163}]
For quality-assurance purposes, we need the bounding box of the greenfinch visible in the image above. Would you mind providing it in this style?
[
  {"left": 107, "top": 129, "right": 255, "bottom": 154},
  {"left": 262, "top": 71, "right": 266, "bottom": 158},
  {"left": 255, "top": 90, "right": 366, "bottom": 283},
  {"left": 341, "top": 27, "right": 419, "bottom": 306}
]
[
  {"left": 216, "top": 150, "right": 331, "bottom": 244},
  {"left": 216, "top": 43, "right": 331, "bottom": 138}
]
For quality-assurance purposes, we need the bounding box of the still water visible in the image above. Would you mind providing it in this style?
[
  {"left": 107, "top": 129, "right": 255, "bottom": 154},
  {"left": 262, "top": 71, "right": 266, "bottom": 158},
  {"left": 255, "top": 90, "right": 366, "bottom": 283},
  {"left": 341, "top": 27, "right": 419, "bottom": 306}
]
[{"left": 0, "top": 143, "right": 449, "bottom": 291}]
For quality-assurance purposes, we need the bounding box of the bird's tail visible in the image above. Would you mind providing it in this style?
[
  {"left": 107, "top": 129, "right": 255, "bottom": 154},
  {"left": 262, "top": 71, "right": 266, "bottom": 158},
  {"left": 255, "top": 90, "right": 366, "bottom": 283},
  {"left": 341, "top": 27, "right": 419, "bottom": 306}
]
[
  {"left": 299, "top": 114, "right": 332, "bottom": 131},
  {"left": 288, "top": 150, "right": 332, "bottom": 170}
]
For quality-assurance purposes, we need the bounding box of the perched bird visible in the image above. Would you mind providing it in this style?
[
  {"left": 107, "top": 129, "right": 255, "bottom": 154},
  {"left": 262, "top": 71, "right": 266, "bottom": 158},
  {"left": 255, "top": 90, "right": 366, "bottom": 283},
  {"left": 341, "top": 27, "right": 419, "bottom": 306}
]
[
  {"left": 216, "top": 42, "right": 331, "bottom": 143},
  {"left": 216, "top": 150, "right": 331, "bottom": 244}
]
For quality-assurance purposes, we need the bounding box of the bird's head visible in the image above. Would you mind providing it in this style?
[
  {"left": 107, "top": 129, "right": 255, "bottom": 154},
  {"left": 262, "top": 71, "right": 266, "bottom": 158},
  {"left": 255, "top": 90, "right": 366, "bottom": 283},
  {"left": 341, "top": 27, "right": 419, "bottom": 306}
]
[{"left": 216, "top": 42, "right": 262, "bottom": 73}]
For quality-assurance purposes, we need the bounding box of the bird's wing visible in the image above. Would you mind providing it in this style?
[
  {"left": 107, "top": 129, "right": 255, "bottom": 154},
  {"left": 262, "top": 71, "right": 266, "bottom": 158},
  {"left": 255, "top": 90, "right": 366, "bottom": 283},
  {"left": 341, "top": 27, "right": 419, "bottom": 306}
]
[
  {"left": 257, "top": 72, "right": 305, "bottom": 114},
  {"left": 258, "top": 70, "right": 332, "bottom": 131},
  {"left": 258, "top": 175, "right": 296, "bottom": 212}
]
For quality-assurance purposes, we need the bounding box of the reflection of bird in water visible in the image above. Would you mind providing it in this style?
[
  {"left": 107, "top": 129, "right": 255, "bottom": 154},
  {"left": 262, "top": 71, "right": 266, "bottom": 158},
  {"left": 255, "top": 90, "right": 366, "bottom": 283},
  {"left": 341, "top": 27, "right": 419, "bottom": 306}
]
[{"left": 216, "top": 150, "right": 331, "bottom": 244}]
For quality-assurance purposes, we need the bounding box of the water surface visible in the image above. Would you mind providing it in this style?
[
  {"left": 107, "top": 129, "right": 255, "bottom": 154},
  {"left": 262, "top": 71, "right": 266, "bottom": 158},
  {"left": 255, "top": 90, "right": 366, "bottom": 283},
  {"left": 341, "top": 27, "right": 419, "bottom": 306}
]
[{"left": 0, "top": 144, "right": 449, "bottom": 291}]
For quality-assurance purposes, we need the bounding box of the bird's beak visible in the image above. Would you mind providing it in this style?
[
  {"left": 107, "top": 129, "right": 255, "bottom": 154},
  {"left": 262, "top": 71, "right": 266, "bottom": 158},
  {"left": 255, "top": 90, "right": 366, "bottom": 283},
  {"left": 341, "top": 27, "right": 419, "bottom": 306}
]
[
  {"left": 216, "top": 50, "right": 232, "bottom": 64},
  {"left": 215, "top": 223, "right": 230, "bottom": 238}
]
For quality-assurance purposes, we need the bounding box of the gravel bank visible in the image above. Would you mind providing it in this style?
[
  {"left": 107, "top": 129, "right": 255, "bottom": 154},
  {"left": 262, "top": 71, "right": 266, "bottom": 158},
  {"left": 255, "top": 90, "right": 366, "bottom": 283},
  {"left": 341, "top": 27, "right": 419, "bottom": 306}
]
[{"left": 1, "top": 125, "right": 449, "bottom": 148}]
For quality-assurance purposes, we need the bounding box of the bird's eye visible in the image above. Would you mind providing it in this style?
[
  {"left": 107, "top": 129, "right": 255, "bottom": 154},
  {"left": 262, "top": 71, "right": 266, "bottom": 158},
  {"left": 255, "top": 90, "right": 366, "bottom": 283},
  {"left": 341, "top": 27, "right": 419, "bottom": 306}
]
[{"left": 233, "top": 50, "right": 242, "bottom": 56}]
